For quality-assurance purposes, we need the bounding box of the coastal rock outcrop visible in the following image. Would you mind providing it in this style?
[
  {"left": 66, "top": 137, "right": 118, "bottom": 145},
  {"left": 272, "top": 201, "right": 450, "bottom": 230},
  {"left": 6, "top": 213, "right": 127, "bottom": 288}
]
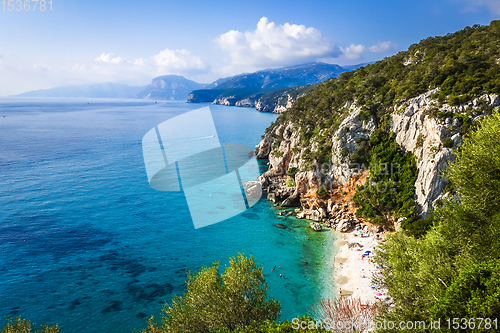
[
  {"left": 255, "top": 134, "right": 273, "bottom": 159},
  {"left": 310, "top": 222, "right": 322, "bottom": 231},
  {"left": 256, "top": 88, "right": 499, "bottom": 225}
]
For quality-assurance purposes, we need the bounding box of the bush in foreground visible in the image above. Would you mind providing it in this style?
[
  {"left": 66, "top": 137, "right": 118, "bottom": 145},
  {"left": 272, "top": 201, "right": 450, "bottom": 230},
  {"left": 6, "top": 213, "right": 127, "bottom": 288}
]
[
  {"left": 375, "top": 112, "right": 500, "bottom": 331},
  {"left": 140, "top": 253, "right": 280, "bottom": 333},
  {"left": 0, "top": 317, "right": 59, "bottom": 333}
]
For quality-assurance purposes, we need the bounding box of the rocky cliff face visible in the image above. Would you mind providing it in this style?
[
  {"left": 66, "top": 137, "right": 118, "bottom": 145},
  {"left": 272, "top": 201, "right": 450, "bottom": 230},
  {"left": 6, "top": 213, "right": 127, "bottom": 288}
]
[
  {"left": 256, "top": 90, "right": 500, "bottom": 228},
  {"left": 189, "top": 90, "right": 301, "bottom": 113},
  {"left": 391, "top": 90, "right": 500, "bottom": 214}
]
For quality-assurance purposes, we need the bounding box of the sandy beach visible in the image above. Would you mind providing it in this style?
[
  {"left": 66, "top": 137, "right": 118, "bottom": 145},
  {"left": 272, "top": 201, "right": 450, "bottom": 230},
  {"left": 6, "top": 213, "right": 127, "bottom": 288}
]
[{"left": 332, "top": 228, "right": 389, "bottom": 304}]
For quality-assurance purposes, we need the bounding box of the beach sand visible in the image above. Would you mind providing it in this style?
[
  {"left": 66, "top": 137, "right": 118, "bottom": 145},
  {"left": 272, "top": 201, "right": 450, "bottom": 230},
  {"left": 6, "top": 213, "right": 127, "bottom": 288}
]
[{"left": 332, "top": 229, "right": 388, "bottom": 304}]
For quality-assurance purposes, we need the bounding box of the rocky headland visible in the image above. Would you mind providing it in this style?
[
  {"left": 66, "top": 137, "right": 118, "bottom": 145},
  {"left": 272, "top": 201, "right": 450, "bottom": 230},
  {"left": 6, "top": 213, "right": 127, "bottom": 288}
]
[
  {"left": 256, "top": 90, "right": 499, "bottom": 227},
  {"left": 256, "top": 90, "right": 500, "bottom": 304}
]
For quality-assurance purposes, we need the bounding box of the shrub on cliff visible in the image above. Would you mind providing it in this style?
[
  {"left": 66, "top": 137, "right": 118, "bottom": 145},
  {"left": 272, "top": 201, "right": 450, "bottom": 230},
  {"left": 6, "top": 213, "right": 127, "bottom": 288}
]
[
  {"left": 352, "top": 125, "right": 418, "bottom": 227},
  {"left": 374, "top": 112, "right": 500, "bottom": 332},
  {"left": 139, "top": 253, "right": 280, "bottom": 333}
]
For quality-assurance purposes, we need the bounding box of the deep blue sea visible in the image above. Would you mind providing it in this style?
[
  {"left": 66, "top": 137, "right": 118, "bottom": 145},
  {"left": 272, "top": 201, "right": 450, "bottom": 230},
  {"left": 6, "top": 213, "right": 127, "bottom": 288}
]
[{"left": 0, "top": 98, "right": 336, "bottom": 332}]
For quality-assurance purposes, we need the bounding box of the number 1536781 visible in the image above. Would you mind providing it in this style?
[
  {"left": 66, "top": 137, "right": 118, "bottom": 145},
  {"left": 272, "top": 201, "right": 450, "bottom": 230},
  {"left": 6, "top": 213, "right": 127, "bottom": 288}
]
[{"left": 2, "top": 0, "right": 52, "bottom": 11}]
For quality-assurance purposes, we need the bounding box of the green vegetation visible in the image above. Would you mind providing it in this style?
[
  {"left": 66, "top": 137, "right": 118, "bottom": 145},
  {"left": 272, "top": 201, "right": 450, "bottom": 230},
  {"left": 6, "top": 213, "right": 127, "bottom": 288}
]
[
  {"left": 273, "top": 151, "right": 284, "bottom": 158},
  {"left": 430, "top": 260, "right": 500, "bottom": 322},
  {"left": 352, "top": 118, "right": 418, "bottom": 228},
  {"left": 0, "top": 317, "right": 59, "bottom": 333},
  {"left": 442, "top": 137, "right": 453, "bottom": 148},
  {"left": 286, "top": 167, "right": 298, "bottom": 177},
  {"left": 285, "top": 178, "right": 295, "bottom": 187},
  {"left": 214, "top": 317, "right": 327, "bottom": 332},
  {"left": 316, "top": 185, "right": 328, "bottom": 199},
  {"left": 140, "top": 253, "right": 280, "bottom": 333},
  {"left": 258, "top": 85, "right": 317, "bottom": 111},
  {"left": 415, "top": 133, "right": 424, "bottom": 148},
  {"left": 375, "top": 112, "right": 500, "bottom": 331}
]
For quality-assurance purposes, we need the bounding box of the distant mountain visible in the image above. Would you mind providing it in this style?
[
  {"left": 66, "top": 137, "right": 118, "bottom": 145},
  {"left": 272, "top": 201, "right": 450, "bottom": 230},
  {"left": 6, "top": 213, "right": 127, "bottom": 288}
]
[
  {"left": 14, "top": 61, "right": 365, "bottom": 106},
  {"left": 187, "top": 62, "right": 357, "bottom": 111},
  {"left": 15, "top": 75, "right": 204, "bottom": 100},
  {"left": 189, "top": 62, "right": 347, "bottom": 103},
  {"left": 135, "top": 75, "right": 205, "bottom": 100},
  {"left": 15, "top": 82, "right": 145, "bottom": 99}
]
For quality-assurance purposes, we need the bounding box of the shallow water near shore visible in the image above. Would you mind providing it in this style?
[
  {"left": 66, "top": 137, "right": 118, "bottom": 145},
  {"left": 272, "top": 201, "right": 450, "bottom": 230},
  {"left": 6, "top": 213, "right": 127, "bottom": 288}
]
[{"left": 0, "top": 98, "right": 335, "bottom": 332}]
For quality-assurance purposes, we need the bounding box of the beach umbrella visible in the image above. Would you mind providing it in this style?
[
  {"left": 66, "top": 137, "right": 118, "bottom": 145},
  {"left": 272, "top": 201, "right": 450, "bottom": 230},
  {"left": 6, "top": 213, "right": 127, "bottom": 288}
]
[
  {"left": 365, "top": 251, "right": 371, "bottom": 253},
  {"left": 376, "top": 293, "right": 382, "bottom": 296}
]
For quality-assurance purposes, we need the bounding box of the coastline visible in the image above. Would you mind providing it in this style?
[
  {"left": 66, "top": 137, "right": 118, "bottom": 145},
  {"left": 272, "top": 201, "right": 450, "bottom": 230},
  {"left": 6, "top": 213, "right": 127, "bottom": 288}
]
[{"left": 332, "top": 228, "right": 389, "bottom": 304}]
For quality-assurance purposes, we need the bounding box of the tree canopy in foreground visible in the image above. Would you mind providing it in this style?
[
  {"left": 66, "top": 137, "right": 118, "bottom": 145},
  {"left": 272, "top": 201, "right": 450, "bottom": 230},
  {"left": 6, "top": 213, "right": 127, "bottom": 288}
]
[
  {"left": 375, "top": 112, "right": 500, "bottom": 332},
  {"left": 0, "top": 317, "right": 59, "bottom": 333},
  {"left": 140, "top": 253, "right": 281, "bottom": 333}
]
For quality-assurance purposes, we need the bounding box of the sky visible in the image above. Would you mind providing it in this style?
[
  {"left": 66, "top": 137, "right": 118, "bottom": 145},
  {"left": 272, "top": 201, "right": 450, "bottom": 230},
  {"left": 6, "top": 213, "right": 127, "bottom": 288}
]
[{"left": 0, "top": 0, "right": 499, "bottom": 95}]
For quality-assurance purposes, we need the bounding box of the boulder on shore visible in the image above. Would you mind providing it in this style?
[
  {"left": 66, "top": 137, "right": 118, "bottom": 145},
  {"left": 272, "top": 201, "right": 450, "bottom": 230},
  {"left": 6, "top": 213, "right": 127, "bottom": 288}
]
[
  {"left": 336, "top": 219, "right": 353, "bottom": 233},
  {"left": 310, "top": 222, "right": 322, "bottom": 231},
  {"left": 281, "top": 192, "right": 301, "bottom": 207}
]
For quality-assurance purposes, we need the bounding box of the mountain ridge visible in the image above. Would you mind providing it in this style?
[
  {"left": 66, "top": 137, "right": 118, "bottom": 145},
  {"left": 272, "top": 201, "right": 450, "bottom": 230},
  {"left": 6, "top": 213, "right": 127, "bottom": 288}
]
[{"left": 13, "top": 62, "right": 360, "bottom": 105}]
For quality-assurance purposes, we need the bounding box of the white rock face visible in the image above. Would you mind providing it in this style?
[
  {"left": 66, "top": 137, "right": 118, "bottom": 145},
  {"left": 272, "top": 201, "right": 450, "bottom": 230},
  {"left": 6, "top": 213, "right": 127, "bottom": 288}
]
[
  {"left": 310, "top": 222, "right": 322, "bottom": 231},
  {"left": 235, "top": 98, "right": 255, "bottom": 107},
  {"left": 391, "top": 90, "right": 500, "bottom": 214},
  {"left": 274, "top": 94, "right": 295, "bottom": 113},
  {"left": 257, "top": 89, "right": 500, "bottom": 216},
  {"left": 331, "top": 104, "right": 376, "bottom": 185}
]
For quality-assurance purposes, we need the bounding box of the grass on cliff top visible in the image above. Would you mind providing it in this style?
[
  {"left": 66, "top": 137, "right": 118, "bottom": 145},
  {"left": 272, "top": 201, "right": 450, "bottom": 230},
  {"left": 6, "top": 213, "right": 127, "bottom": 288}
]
[{"left": 266, "top": 20, "right": 500, "bottom": 142}]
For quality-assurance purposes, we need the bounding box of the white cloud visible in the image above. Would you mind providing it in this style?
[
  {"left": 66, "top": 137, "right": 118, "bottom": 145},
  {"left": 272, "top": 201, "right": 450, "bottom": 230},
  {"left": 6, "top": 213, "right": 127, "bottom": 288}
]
[
  {"left": 153, "top": 48, "right": 207, "bottom": 72},
  {"left": 368, "top": 41, "right": 396, "bottom": 53},
  {"left": 458, "top": 0, "right": 500, "bottom": 14},
  {"left": 95, "top": 53, "right": 123, "bottom": 64},
  {"left": 216, "top": 17, "right": 337, "bottom": 71},
  {"left": 340, "top": 41, "right": 396, "bottom": 60},
  {"left": 33, "top": 62, "right": 50, "bottom": 71},
  {"left": 95, "top": 49, "right": 207, "bottom": 75},
  {"left": 0, "top": 47, "right": 212, "bottom": 95},
  {"left": 340, "top": 44, "right": 367, "bottom": 60}
]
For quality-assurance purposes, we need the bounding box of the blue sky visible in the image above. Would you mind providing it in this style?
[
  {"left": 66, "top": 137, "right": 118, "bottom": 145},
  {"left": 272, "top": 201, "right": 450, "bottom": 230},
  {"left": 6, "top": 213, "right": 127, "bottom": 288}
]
[{"left": 0, "top": 0, "right": 498, "bottom": 95}]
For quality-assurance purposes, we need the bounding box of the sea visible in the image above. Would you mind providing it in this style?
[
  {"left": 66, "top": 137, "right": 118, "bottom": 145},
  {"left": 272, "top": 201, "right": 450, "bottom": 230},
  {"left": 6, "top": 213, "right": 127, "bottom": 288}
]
[{"left": 0, "top": 98, "right": 336, "bottom": 332}]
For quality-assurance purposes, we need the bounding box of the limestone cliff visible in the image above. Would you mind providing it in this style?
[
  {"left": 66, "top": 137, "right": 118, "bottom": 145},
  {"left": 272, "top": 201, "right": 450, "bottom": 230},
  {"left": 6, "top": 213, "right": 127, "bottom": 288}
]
[
  {"left": 194, "top": 87, "right": 309, "bottom": 113},
  {"left": 256, "top": 90, "right": 499, "bottom": 229}
]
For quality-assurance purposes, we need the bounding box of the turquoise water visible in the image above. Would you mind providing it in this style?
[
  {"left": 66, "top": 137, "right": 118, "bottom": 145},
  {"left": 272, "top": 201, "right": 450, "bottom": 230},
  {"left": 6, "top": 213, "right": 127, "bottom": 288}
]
[{"left": 0, "top": 99, "right": 335, "bottom": 332}]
